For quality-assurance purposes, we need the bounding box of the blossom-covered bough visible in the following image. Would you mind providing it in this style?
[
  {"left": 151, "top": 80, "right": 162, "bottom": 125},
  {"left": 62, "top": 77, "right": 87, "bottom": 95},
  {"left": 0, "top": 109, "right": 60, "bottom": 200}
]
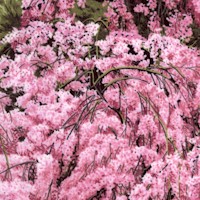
[{"left": 0, "top": 0, "right": 199, "bottom": 199}]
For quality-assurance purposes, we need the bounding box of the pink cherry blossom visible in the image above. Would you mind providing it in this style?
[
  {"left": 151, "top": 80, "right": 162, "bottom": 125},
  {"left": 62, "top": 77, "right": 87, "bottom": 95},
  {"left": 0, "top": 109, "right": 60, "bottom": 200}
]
[{"left": 0, "top": 0, "right": 199, "bottom": 199}]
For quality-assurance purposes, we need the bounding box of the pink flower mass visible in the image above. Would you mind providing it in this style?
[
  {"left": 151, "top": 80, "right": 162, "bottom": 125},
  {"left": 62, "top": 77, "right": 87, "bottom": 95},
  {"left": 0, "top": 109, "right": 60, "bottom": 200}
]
[{"left": 0, "top": 0, "right": 200, "bottom": 199}]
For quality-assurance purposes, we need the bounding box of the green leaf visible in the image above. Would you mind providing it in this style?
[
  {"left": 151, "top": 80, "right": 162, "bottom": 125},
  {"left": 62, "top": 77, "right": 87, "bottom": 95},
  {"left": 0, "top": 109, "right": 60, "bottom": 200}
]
[
  {"left": 0, "top": 0, "right": 22, "bottom": 41},
  {"left": 70, "top": 0, "right": 108, "bottom": 22}
]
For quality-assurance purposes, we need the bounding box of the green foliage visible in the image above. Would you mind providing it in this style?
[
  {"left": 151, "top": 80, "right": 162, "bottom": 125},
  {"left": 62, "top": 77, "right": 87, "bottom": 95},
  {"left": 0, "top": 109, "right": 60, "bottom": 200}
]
[
  {"left": 0, "top": 43, "right": 15, "bottom": 59},
  {"left": 134, "top": 13, "right": 151, "bottom": 38},
  {"left": 187, "top": 23, "right": 200, "bottom": 49},
  {"left": 0, "top": 0, "right": 22, "bottom": 58},
  {"left": 71, "top": 0, "right": 107, "bottom": 22},
  {"left": 0, "top": 0, "right": 22, "bottom": 40}
]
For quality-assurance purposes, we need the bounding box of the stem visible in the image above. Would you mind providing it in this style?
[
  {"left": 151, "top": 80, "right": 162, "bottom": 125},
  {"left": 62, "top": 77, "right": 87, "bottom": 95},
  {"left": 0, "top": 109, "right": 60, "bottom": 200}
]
[
  {"left": 94, "top": 66, "right": 169, "bottom": 87},
  {"left": 169, "top": 63, "right": 185, "bottom": 79},
  {"left": 0, "top": 135, "right": 10, "bottom": 178},
  {"left": 0, "top": 160, "right": 36, "bottom": 175},
  {"left": 90, "top": 100, "right": 101, "bottom": 122},
  {"left": 104, "top": 75, "right": 148, "bottom": 91},
  {"left": 59, "top": 70, "right": 91, "bottom": 89},
  {"left": 138, "top": 92, "right": 170, "bottom": 154}
]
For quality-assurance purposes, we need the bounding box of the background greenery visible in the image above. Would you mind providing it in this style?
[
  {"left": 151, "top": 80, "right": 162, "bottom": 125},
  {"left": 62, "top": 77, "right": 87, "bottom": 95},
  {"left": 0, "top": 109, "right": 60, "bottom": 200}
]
[
  {"left": 0, "top": 0, "right": 22, "bottom": 40},
  {"left": 0, "top": 0, "right": 199, "bottom": 57}
]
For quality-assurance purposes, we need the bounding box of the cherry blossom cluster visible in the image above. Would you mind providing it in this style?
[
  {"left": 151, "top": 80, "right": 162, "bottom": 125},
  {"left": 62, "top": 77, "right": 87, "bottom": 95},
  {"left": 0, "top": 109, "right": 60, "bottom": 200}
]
[
  {"left": 0, "top": 0, "right": 199, "bottom": 199},
  {"left": 188, "top": 0, "right": 200, "bottom": 26}
]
